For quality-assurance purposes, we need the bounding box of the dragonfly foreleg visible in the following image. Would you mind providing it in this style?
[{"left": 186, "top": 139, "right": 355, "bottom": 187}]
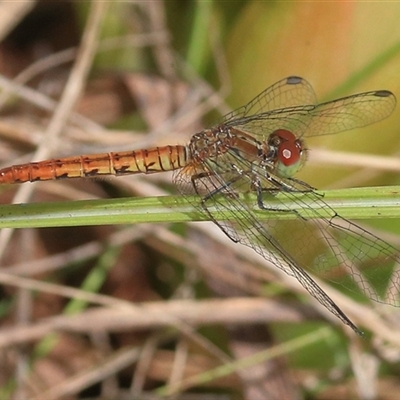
[
  {"left": 252, "top": 176, "right": 301, "bottom": 216},
  {"left": 247, "top": 174, "right": 311, "bottom": 222}
]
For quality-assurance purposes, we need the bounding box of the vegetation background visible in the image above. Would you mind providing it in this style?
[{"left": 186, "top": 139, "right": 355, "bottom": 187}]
[{"left": 0, "top": 1, "right": 400, "bottom": 399}]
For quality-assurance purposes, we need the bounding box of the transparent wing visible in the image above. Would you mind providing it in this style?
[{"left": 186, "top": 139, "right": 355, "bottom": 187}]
[
  {"left": 302, "top": 89, "right": 396, "bottom": 137},
  {"left": 173, "top": 149, "right": 400, "bottom": 333},
  {"left": 223, "top": 76, "right": 317, "bottom": 122},
  {"left": 223, "top": 85, "right": 396, "bottom": 141}
]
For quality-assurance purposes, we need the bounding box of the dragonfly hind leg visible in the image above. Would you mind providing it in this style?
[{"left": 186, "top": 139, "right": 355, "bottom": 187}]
[{"left": 190, "top": 171, "right": 242, "bottom": 243}]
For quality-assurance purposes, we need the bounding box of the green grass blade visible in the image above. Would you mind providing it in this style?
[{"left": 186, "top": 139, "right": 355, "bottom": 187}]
[{"left": 0, "top": 186, "right": 399, "bottom": 229}]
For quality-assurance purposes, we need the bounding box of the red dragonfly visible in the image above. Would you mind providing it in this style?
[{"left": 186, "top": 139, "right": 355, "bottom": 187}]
[{"left": 1, "top": 76, "right": 398, "bottom": 334}]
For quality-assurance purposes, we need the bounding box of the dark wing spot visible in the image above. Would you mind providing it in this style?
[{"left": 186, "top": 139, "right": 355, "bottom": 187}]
[
  {"left": 374, "top": 90, "right": 393, "bottom": 98},
  {"left": 287, "top": 76, "right": 303, "bottom": 85}
]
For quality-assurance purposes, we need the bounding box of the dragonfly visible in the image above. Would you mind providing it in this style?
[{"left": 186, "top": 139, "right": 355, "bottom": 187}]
[{"left": 0, "top": 76, "right": 399, "bottom": 334}]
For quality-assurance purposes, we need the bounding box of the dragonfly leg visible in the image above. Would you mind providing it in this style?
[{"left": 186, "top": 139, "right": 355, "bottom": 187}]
[
  {"left": 190, "top": 171, "right": 241, "bottom": 243},
  {"left": 251, "top": 175, "right": 313, "bottom": 222},
  {"left": 288, "top": 176, "right": 317, "bottom": 191}
]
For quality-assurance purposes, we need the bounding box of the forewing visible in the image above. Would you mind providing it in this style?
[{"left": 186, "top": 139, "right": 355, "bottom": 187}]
[
  {"left": 302, "top": 89, "right": 396, "bottom": 137},
  {"left": 223, "top": 76, "right": 317, "bottom": 122},
  {"left": 222, "top": 86, "right": 395, "bottom": 141}
]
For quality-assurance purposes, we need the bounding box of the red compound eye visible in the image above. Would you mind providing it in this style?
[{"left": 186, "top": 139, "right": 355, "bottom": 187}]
[
  {"left": 271, "top": 129, "right": 301, "bottom": 165},
  {"left": 270, "top": 129, "right": 306, "bottom": 178}
]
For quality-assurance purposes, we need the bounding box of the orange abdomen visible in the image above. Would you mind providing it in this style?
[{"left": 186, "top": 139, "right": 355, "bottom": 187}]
[{"left": 0, "top": 145, "right": 188, "bottom": 184}]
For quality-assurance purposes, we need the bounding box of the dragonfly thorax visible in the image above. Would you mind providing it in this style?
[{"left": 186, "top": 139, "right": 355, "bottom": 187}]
[
  {"left": 267, "top": 129, "right": 307, "bottom": 178},
  {"left": 188, "top": 127, "right": 237, "bottom": 161}
]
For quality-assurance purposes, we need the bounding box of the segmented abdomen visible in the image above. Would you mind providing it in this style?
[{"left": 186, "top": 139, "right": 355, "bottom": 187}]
[{"left": 0, "top": 145, "right": 188, "bottom": 183}]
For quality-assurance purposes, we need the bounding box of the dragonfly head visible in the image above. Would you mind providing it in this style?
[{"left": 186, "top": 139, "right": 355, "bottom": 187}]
[{"left": 269, "top": 129, "right": 307, "bottom": 178}]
